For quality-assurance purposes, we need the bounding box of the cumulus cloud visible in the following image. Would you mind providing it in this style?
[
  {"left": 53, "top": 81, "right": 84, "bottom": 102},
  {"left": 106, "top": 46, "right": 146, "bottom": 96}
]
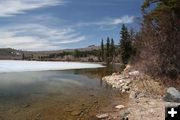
[
  {"left": 0, "top": 24, "right": 85, "bottom": 51},
  {"left": 0, "top": 0, "right": 65, "bottom": 17}
]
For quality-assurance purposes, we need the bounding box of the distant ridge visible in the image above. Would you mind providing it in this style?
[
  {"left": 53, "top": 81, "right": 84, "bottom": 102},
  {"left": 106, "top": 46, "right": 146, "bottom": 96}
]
[{"left": 0, "top": 45, "right": 101, "bottom": 60}]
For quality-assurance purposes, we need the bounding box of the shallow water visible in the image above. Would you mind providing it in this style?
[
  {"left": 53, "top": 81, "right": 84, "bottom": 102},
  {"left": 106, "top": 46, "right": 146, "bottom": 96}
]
[{"left": 0, "top": 67, "right": 128, "bottom": 120}]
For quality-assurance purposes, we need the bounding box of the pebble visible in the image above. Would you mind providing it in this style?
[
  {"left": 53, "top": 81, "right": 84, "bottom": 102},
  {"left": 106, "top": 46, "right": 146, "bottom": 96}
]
[
  {"left": 34, "top": 113, "right": 41, "bottom": 120},
  {"left": 119, "top": 110, "right": 130, "bottom": 119},
  {"left": 129, "top": 71, "right": 140, "bottom": 76},
  {"left": 115, "top": 105, "right": 125, "bottom": 109},
  {"left": 23, "top": 104, "right": 30, "bottom": 108},
  {"left": 96, "top": 113, "right": 109, "bottom": 119},
  {"left": 64, "top": 107, "right": 73, "bottom": 112},
  {"left": 129, "top": 91, "right": 137, "bottom": 99},
  {"left": 124, "top": 86, "right": 130, "bottom": 91}
]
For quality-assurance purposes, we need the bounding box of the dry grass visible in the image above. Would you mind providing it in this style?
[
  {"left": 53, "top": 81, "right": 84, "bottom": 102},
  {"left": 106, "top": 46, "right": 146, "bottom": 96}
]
[
  {"left": 157, "top": 76, "right": 180, "bottom": 91},
  {"left": 132, "top": 75, "right": 165, "bottom": 97}
]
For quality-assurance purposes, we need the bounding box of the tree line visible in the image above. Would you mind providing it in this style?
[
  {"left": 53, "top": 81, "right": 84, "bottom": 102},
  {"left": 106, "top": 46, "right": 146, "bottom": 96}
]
[
  {"left": 100, "top": 37, "right": 115, "bottom": 64},
  {"left": 100, "top": 24, "right": 135, "bottom": 65}
]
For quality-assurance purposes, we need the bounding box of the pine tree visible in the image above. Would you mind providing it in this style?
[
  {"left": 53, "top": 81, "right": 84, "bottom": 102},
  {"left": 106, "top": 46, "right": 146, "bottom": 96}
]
[
  {"left": 110, "top": 38, "right": 115, "bottom": 61},
  {"left": 101, "top": 39, "right": 104, "bottom": 61},
  {"left": 22, "top": 53, "right": 25, "bottom": 60},
  {"left": 106, "top": 37, "right": 110, "bottom": 64},
  {"left": 119, "top": 24, "right": 132, "bottom": 64},
  {"left": 74, "top": 50, "right": 80, "bottom": 58}
]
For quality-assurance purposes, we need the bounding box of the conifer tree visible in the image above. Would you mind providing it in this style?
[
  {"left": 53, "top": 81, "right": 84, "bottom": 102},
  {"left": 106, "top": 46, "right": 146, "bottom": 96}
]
[
  {"left": 101, "top": 39, "right": 104, "bottom": 61},
  {"left": 106, "top": 37, "right": 110, "bottom": 64},
  {"left": 119, "top": 24, "right": 132, "bottom": 64},
  {"left": 110, "top": 38, "right": 115, "bottom": 61},
  {"left": 22, "top": 53, "right": 25, "bottom": 60}
]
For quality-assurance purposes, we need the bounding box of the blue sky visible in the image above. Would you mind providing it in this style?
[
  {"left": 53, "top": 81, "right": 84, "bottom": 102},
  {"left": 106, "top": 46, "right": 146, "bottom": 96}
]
[{"left": 0, "top": 0, "right": 142, "bottom": 51}]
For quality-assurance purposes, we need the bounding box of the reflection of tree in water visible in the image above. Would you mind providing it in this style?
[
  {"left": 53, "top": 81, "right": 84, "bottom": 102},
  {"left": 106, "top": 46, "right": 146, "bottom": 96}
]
[
  {"left": 73, "top": 64, "right": 124, "bottom": 80},
  {"left": 72, "top": 64, "right": 124, "bottom": 89}
]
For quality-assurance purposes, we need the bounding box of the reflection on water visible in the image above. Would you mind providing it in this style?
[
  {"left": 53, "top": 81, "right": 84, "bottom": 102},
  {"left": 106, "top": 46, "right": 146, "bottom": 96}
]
[
  {"left": 73, "top": 64, "right": 124, "bottom": 79},
  {"left": 0, "top": 71, "right": 100, "bottom": 101},
  {"left": 0, "top": 66, "right": 127, "bottom": 120}
]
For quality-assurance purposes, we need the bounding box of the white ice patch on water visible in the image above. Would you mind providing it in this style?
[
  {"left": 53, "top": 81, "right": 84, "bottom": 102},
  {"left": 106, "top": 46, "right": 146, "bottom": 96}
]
[{"left": 0, "top": 60, "right": 104, "bottom": 73}]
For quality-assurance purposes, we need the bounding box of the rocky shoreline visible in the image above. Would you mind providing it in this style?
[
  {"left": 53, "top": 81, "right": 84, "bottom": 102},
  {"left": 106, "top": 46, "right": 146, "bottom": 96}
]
[
  {"left": 96, "top": 70, "right": 180, "bottom": 120},
  {"left": 102, "top": 71, "right": 139, "bottom": 93}
]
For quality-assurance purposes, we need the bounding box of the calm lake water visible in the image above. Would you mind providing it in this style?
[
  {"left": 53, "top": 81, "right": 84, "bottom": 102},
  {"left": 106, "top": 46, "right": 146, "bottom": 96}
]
[{"left": 0, "top": 66, "right": 127, "bottom": 120}]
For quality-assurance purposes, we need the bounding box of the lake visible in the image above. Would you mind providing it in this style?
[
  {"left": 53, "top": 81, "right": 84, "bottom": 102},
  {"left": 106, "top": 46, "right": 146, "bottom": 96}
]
[{"left": 0, "top": 61, "right": 127, "bottom": 120}]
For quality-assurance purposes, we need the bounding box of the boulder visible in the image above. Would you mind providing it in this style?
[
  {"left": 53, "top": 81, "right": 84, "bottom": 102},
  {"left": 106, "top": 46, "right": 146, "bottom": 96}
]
[{"left": 163, "top": 87, "right": 180, "bottom": 102}]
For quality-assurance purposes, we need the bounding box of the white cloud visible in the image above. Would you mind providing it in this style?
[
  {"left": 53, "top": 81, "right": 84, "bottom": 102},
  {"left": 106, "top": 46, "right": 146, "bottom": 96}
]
[
  {"left": 111, "top": 16, "right": 135, "bottom": 25},
  {"left": 0, "top": 24, "right": 86, "bottom": 51},
  {"left": 0, "top": 0, "right": 65, "bottom": 17},
  {"left": 97, "top": 16, "right": 135, "bottom": 25},
  {"left": 75, "top": 16, "right": 134, "bottom": 27}
]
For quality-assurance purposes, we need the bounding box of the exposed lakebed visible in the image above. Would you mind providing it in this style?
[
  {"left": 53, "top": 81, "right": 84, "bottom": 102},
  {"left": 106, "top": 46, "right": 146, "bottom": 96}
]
[{"left": 0, "top": 61, "right": 128, "bottom": 120}]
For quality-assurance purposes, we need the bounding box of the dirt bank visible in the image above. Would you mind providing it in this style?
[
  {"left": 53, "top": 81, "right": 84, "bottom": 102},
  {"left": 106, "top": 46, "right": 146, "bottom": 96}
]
[{"left": 100, "top": 70, "right": 180, "bottom": 120}]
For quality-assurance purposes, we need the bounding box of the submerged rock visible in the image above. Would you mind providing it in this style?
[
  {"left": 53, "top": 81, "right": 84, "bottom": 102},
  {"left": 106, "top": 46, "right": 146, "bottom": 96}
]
[
  {"left": 163, "top": 87, "right": 180, "bottom": 102},
  {"left": 22, "top": 104, "right": 30, "bottom": 108},
  {"left": 35, "top": 113, "right": 41, "bottom": 120},
  {"left": 71, "top": 110, "right": 82, "bottom": 116}
]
